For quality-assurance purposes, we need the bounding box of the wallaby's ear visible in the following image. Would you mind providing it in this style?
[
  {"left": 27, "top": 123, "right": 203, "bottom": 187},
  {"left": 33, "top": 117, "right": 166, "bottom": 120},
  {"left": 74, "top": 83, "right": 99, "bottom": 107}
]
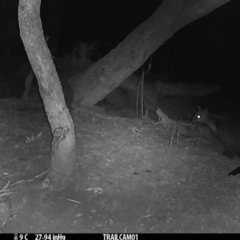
[{"left": 198, "top": 106, "right": 201, "bottom": 111}]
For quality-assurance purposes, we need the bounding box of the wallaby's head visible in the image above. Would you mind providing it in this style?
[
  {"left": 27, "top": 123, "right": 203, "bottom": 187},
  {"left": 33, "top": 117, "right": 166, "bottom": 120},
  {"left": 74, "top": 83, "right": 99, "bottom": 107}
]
[{"left": 192, "top": 107, "right": 209, "bottom": 123}]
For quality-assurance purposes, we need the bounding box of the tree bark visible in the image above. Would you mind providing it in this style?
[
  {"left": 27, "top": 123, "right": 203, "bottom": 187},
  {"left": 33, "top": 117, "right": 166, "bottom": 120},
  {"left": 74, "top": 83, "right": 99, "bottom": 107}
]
[
  {"left": 70, "top": 0, "right": 229, "bottom": 108},
  {"left": 18, "top": 0, "right": 76, "bottom": 190}
]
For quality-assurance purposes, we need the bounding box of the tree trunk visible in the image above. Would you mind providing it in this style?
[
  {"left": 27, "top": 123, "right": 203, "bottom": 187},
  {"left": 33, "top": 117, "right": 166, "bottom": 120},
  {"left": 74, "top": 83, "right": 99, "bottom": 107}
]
[
  {"left": 70, "top": 0, "right": 229, "bottom": 108},
  {"left": 18, "top": 0, "right": 77, "bottom": 190}
]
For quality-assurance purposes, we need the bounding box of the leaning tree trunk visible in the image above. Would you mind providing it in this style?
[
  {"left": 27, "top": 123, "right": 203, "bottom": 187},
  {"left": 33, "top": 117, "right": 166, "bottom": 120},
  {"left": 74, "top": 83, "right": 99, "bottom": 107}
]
[
  {"left": 70, "top": 0, "right": 229, "bottom": 108},
  {"left": 18, "top": 0, "right": 77, "bottom": 190}
]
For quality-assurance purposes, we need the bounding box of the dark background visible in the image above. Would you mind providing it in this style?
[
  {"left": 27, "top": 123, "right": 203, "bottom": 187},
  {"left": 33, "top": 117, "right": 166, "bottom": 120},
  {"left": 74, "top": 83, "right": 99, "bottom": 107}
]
[{"left": 0, "top": 0, "right": 240, "bottom": 117}]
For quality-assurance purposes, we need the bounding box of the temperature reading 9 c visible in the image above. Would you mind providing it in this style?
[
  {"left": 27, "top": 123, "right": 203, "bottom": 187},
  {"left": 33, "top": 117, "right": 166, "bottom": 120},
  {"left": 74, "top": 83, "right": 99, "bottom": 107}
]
[{"left": 19, "top": 234, "right": 28, "bottom": 240}]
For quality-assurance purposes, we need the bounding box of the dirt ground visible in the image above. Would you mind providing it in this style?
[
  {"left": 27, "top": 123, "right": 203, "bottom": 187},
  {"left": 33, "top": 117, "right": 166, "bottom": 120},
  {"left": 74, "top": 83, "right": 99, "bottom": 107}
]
[{"left": 0, "top": 98, "right": 240, "bottom": 233}]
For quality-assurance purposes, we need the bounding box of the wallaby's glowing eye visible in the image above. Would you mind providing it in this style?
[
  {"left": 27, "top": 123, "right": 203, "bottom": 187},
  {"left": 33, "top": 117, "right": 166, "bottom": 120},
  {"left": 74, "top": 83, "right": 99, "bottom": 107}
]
[{"left": 197, "top": 115, "right": 200, "bottom": 119}]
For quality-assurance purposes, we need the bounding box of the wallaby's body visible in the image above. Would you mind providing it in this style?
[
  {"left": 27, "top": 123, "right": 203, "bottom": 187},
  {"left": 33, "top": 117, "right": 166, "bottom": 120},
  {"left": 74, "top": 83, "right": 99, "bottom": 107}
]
[{"left": 192, "top": 108, "right": 240, "bottom": 176}]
